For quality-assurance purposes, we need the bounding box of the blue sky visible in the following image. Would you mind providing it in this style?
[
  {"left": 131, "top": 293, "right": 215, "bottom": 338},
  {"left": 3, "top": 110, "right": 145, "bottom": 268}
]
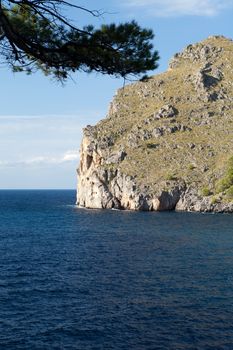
[{"left": 0, "top": 0, "right": 233, "bottom": 189}]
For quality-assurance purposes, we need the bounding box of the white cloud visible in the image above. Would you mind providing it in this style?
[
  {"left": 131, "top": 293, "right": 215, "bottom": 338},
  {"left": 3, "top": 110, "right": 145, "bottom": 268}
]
[
  {"left": 125, "top": 0, "right": 233, "bottom": 17},
  {"left": 0, "top": 150, "right": 79, "bottom": 168},
  {"left": 62, "top": 150, "right": 79, "bottom": 162},
  {"left": 0, "top": 114, "right": 90, "bottom": 172}
]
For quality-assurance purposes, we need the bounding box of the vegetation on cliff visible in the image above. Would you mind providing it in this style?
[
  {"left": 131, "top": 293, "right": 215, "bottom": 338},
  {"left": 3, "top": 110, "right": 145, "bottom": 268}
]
[{"left": 78, "top": 36, "right": 233, "bottom": 211}]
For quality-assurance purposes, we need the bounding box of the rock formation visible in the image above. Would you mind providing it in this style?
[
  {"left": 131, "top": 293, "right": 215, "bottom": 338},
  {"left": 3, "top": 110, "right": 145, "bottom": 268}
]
[{"left": 77, "top": 36, "right": 233, "bottom": 212}]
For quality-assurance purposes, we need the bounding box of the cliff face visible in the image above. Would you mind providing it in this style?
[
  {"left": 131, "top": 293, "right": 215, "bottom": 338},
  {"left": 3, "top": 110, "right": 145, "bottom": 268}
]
[{"left": 77, "top": 36, "right": 233, "bottom": 212}]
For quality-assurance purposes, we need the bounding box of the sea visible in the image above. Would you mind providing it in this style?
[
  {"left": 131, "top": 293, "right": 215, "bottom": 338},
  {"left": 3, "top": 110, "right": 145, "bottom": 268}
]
[{"left": 0, "top": 190, "right": 233, "bottom": 350}]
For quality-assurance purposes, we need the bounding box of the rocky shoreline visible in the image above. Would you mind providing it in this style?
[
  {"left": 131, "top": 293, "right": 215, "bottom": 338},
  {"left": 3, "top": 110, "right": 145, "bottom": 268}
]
[{"left": 77, "top": 128, "right": 233, "bottom": 213}]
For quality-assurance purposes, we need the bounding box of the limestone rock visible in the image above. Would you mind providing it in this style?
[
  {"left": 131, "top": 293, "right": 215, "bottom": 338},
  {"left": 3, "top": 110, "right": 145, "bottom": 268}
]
[
  {"left": 77, "top": 36, "right": 233, "bottom": 213},
  {"left": 154, "top": 105, "right": 178, "bottom": 119}
]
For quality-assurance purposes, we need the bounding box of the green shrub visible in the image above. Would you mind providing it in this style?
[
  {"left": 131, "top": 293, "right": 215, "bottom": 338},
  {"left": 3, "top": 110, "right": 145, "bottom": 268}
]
[
  {"left": 188, "top": 164, "right": 195, "bottom": 170},
  {"left": 165, "top": 173, "right": 177, "bottom": 181},
  {"left": 211, "top": 196, "right": 218, "bottom": 205},
  {"left": 226, "top": 185, "right": 233, "bottom": 199},
  {"left": 201, "top": 187, "right": 211, "bottom": 196},
  {"left": 216, "top": 156, "right": 233, "bottom": 193}
]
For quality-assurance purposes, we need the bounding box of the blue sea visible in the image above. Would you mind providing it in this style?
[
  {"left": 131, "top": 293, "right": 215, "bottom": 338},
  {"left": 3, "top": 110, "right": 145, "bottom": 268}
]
[{"left": 0, "top": 190, "right": 233, "bottom": 349}]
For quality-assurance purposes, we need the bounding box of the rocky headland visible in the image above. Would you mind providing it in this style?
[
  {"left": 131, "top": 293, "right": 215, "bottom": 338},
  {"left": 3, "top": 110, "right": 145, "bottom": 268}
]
[{"left": 77, "top": 36, "right": 233, "bottom": 212}]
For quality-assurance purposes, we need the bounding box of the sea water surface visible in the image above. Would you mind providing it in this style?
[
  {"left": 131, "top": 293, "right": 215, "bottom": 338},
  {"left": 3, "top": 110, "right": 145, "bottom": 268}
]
[{"left": 0, "top": 190, "right": 233, "bottom": 349}]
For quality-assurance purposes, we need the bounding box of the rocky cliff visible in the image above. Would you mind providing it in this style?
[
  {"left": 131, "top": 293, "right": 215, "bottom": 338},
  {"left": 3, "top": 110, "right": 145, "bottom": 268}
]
[{"left": 77, "top": 36, "right": 233, "bottom": 212}]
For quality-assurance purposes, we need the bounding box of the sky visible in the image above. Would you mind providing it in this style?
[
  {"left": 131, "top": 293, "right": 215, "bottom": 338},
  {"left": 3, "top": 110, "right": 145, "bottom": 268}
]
[{"left": 0, "top": 0, "right": 233, "bottom": 189}]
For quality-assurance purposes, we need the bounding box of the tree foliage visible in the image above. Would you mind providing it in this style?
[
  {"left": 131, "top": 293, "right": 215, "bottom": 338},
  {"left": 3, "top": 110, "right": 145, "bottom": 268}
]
[{"left": 0, "top": 0, "right": 159, "bottom": 80}]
